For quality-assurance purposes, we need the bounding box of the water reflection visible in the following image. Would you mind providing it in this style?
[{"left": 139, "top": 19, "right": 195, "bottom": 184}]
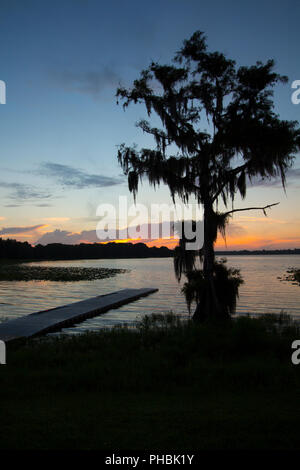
[{"left": 0, "top": 256, "right": 299, "bottom": 334}]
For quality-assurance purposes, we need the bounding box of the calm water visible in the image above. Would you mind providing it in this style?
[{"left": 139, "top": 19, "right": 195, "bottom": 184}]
[{"left": 0, "top": 255, "right": 299, "bottom": 334}]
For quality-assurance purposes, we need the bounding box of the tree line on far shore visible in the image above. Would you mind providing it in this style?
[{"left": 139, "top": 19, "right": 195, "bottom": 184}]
[
  {"left": 0, "top": 237, "right": 299, "bottom": 261},
  {"left": 0, "top": 238, "right": 172, "bottom": 260}
]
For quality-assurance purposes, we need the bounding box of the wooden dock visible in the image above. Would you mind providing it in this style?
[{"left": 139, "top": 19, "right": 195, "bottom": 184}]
[{"left": 0, "top": 287, "right": 158, "bottom": 343}]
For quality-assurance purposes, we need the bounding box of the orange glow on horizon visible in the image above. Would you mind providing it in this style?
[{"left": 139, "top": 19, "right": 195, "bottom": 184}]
[
  {"left": 1, "top": 224, "right": 49, "bottom": 239},
  {"left": 100, "top": 237, "right": 179, "bottom": 248},
  {"left": 97, "top": 234, "right": 300, "bottom": 250},
  {"left": 3, "top": 224, "right": 300, "bottom": 251}
]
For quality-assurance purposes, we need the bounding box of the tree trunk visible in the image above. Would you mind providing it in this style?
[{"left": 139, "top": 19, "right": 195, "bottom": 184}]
[{"left": 192, "top": 203, "right": 228, "bottom": 322}]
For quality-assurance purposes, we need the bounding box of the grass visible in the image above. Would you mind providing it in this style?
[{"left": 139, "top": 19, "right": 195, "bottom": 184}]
[
  {"left": 1, "top": 312, "right": 300, "bottom": 450},
  {"left": 0, "top": 265, "right": 128, "bottom": 281}
]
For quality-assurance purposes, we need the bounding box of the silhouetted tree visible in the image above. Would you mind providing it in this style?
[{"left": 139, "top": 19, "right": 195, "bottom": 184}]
[
  {"left": 0, "top": 238, "right": 172, "bottom": 260},
  {"left": 116, "top": 31, "right": 300, "bottom": 321}
]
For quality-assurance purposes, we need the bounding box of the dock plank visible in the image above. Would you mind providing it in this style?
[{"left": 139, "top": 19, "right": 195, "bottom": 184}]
[{"left": 0, "top": 288, "right": 158, "bottom": 342}]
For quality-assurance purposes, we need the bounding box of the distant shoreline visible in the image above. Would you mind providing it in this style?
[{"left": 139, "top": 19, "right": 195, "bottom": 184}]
[
  {"left": 215, "top": 249, "right": 300, "bottom": 255},
  {"left": 0, "top": 237, "right": 300, "bottom": 261}
]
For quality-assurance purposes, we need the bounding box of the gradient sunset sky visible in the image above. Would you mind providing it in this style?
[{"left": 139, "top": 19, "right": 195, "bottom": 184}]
[{"left": 0, "top": 0, "right": 299, "bottom": 250}]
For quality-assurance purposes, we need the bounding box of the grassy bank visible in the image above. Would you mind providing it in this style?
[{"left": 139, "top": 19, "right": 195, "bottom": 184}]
[{"left": 1, "top": 313, "right": 300, "bottom": 450}]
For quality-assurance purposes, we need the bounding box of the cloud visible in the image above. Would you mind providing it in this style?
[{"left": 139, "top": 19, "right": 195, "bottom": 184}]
[
  {"left": 41, "top": 217, "right": 70, "bottom": 222},
  {"left": 0, "top": 224, "right": 46, "bottom": 235},
  {"left": 3, "top": 203, "right": 54, "bottom": 208},
  {"left": 259, "top": 236, "right": 300, "bottom": 250},
  {"left": 236, "top": 215, "right": 285, "bottom": 224},
  {"left": 34, "top": 203, "right": 54, "bottom": 207},
  {"left": 286, "top": 168, "right": 300, "bottom": 179},
  {"left": 53, "top": 67, "right": 120, "bottom": 98},
  {"left": 0, "top": 181, "right": 52, "bottom": 204},
  {"left": 35, "top": 229, "right": 81, "bottom": 245},
  {"left": 35, "top": 221, "right": 196, "bottom": 246},
  {"left": 39, "top": 162, "right": 123, "bottom": 189},
  {"left": 249, "top": 168, "right": 300, "bottom": 188},
  {"left": 226, "top": 223, "right": 247, "bottom": 237},
  {"left": 36, "top": 229, "right": 106, "bottom": 245}
]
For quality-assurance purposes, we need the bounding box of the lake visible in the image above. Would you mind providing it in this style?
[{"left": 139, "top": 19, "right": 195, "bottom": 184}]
[{"left": 0, "top": 255, "right": 299, "bottom": 334}]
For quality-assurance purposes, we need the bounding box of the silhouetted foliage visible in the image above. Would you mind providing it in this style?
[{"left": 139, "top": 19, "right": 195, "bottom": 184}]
[
  {"left": 116, "top": 31, "right": 300, "bottom": 321},
  {"left": 0, "top": 238, "right": 172, "bottom": 260},
  {"left": 182, "top": 259, "right": 244, "bottom": 321},
  {"left": 0, "top": 238, "right": 298, "bottom": 262}
]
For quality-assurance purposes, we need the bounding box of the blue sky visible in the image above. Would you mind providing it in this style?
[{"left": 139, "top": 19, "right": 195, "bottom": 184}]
[{"left": 0, "top": 0, "right": 299, "bottom": 248}]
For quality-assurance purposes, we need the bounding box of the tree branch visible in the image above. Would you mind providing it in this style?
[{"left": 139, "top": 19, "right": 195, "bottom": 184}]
[
  {"left": 224, "top": 202, "right": 279, "bottom": 216},
  {"left": 211, "top": 162, "right": 250, "bottom": 203}
]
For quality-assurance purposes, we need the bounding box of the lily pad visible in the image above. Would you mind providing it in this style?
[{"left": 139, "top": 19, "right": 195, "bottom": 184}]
[
  {"left": 0, "top": 265, "right": 128, "bottom": 282},
  {"left": 280, "top": 268, "right": 300, "bottom": 286}
]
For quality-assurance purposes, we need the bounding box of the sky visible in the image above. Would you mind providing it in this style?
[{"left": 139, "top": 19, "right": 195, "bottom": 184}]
[{"left": 0, "top": 0, "right": 299, "bottom": 250}]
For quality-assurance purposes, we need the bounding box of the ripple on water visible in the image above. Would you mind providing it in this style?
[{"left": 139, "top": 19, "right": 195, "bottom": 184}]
[{"left": 0, "top": 256, "right": 299, "bottom": 334}]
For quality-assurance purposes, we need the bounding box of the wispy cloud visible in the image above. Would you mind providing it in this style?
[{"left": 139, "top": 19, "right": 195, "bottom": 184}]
[
  {"left": 235, "top": 215, "right": 286, "bottom": 224},
  {"left": 3, "top": 203, "right": 55, "bottom": 208},
  {"left": 52, "top": 67, "right": 120, "bottom": 98},
  {"left": 0, "top": 181, "right": 52, "bottom": 204},
  {"left": 0, "top": 224, "right": 46, "bottom": 235},
  {"left": 226, "top": 223, "right": 247, "bottom": 237},
  {"left": 249, "top": 168, "right": 300, "bottom": 188},
  {"left": 39, "top": 162, "right": 123, "bottom": 189},
  {"left": 41, "top": 217, "right": 70, "bottom": 222},
  {"left": 34, "top": 203, "right": 54, "bottom": 207}
]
